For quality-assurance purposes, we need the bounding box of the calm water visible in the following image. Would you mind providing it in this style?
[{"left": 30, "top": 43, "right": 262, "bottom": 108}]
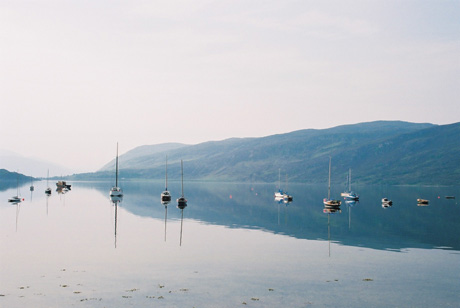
[{"left": 1, "top": 180, "right": 459, "bottom": 307}]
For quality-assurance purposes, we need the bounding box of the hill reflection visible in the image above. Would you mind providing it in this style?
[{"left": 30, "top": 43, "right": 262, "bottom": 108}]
[{"left": 78, "top": 181, "right": 460, "bottom": 252}]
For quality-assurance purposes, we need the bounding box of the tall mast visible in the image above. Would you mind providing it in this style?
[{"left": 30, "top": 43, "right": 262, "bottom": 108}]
[
  {"left": 278, "top": 168, "right": 281, "bottom": 190},
  {"left": 181, "top": 160, "right": 184, "bottom": 197},
  {"left": 115, "top": 142, "right": 119, "bottom": 187},
  {"left": 348, "top": 168, "right": 351, "bottom": 192},
  {"left": 165, "top": 155, "right": 168, "bottom": 190},
  {"left": 328, "top": 157, "right": 331, "bottom": 200}
]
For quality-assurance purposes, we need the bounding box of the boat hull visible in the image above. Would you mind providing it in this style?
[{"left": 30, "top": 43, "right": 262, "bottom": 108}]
[
  {"left": 323, "top": 198, "right": 341, "bottom": 208},
  {"left": 177, "top": 197, "right": 187, "bottom": 209},
  {"left": 110, "top": 187, "right": 123, "bottom": 197}
]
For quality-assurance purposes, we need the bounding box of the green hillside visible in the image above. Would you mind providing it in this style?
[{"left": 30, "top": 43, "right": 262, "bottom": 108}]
[
  {"left": 0, "top": 169, "right": 37, "bottom": 191},
  {"left": 72, "top": 121, "right": 460, "bottom": 185}
]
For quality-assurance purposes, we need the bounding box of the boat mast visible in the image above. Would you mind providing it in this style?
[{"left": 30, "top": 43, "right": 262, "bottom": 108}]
[
  {"left": 181, "top": 160, "right": 184, "bottom": 197},
  {"left": 348, "top": 168, "right": 352, "bottom": 192},
  {"left": 16, "top": 171, "right": 19, "bottom": 196},
  {"left": 328, "top": 157, "right": 331, "bottom": 200},
  {"left": 165, "top": 155, "right": 168, "bottom": 191},
  {"left": 278, "top": 168, "right": 281, "bottom": 191},
  {"left": 115, "top": 142, "right": 119, "bottom": 187}
]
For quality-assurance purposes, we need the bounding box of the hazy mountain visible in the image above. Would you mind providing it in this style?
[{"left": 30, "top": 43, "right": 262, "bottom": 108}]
[
  {"left": 72, "top": 121, "right": 460, "bottom": 185},
  {"left": 0, "top": 169, "right": 37, "bottom": 191},
  {"left": 99, "top": 143, "right": 188, "bottom": 171},
  {"left": 0, "top": 149, "right": 73, "bottom": 178}
]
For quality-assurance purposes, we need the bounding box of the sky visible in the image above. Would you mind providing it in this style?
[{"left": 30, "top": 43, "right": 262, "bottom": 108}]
[{"left": 1, "top": 0, "right": 459, "bottom": 173}]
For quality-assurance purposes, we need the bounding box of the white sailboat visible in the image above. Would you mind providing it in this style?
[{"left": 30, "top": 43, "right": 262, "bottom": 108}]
[
  {"left": 45, "top": 169, "right": 52, "bottom": 195},
  {"left": 109, "top": 143, "right": 123, "bottom": 198},
  {"left": 161, "top": 155, "right": 171, "bottom": 205},
  {"left": 323, "top": 157, "right": 341, "bottom": 208},
  {"left": 283, "top": 173, "right": 293, "bottom": 202},
  {"left": 274, "top": 168, "right": 284, "bottom": 199},
  {"left": 177, "top": 160, "right": 187, "bottom": 246},
  {"left": 342, "top": 168, "right": 359, "bottom": 201},
  {"left": 8, "top": 172, "right": 23, "bottom": 203},
  {"left": 177, "top": 160, "right": 187, "bottom": 209}
]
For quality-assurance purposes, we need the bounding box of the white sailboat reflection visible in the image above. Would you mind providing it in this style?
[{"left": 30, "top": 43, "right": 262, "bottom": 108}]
[
  {"left": 177, "top": 160, "right": 187, "bottom": 246},
  {"left": 323, "top": 206, "right": 341, "bottom": 257},
  {"left": 111, "top": 196, "right": 122, "bottom": 248}
]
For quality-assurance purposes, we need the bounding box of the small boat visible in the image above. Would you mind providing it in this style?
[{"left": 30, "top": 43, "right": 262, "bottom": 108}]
[
  {"left": 323, "top": 157, "right": 341, "bottom": 208},
  {"left": 161, "top": 156, "right": 172, "bottom": 204},
  {"left": 56, "top": 180, "right": 71, "bottom": 190},
  {"left": 177, "top": 160, "right": 187, "bottom": 209},
  {"left": 445, "top": 196, "right": 455, "bottom": 199},
  {"left": 283, "top": 194, "right": 293, "bottom": 202},
  {"left": 8, "top": 196, "right": 23, "bottom": 203},
  {"left": 30, "top": 180, "right": 34, "bottom": 192},
  {"left": 45, "top": 169, "right": 52, "bottom": 195},
  {"left": 274, "top": 168, "right": 284, "bottom": 198},
  {"left": 342, "top": 169, "right": 359, "bottom": 201},
  {"left": 417, "top": 198, "right": 429, "bottom": 205},
  {"left": 382, "top": 198, "right": 393, "bottom": 208},
  {"left": 282, "top": 173, "right": 293, "bottom": 202},
  {"left": 8, "top": 173, "right": 23, "bottom": 203},
  {"left": 109, "top": 143, "right": 123, "bottom": 198}
]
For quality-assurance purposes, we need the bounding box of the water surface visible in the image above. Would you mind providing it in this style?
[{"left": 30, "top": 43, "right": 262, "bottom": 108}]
[{"left": 1, "top": 181, "right": 459, "bottom": 307}]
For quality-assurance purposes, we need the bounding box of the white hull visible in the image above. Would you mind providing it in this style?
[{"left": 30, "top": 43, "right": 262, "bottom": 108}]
[
  {"left": 161, "top": 191, "right": 171, "bottom": 204},
  {"left": 110, "top": 187, "right": 123, "bottom": 197},
  {"left": 274, "top": 192, "right": 284, "bottom": 198}
]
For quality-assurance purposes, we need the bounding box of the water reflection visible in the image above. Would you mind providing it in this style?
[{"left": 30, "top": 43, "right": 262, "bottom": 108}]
[
  {"left": 13, "top": 201, "right": 21, "bottom": 232},
  {"left": 75, "top": 181, "right": 460, "bottom": 252},
  {"left": 110, "top": 195, "right": 123, "bottom": 248},
  {"left": 345, "top": 200, "right": 357, "bottom": 230},
  {"left": 323, "top": 206, "right": 341, "bottom": 257}
]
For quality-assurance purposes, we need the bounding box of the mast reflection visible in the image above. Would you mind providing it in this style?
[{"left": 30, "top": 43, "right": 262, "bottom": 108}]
[
  {"left": 161, "top": 199, "right": 170, "bottom": 242},
  {"left": 345, "top": 200, "right": 357, "bottom": 230},
  {"left": 323, "top": 205, "right": 341, "bottom": 257},
  {"left": 110, "top": 195, "right": 123, "bottom": 248}
]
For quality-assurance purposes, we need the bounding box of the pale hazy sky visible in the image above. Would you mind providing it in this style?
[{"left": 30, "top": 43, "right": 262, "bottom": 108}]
[{"left": 1, "top": 0, "right": 459, "bottom": 173}]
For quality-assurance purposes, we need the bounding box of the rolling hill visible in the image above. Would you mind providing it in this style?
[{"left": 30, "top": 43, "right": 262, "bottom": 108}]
[{"left": 72, "top": 121, "right": 460, "bottom": 185}]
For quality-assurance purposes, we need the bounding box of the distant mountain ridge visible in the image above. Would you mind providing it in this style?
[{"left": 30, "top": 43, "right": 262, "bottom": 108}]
[
  {"left": 0, "top": 149, "right": 73, "bottom": 178},
  {"left": 76, "top": 121, "right": 460, "bottom": 185},
  {"left": 0, "top": 169, "right": 37, "bottom": 191}
]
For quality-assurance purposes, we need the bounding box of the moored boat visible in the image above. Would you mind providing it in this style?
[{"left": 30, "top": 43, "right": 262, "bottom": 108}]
[
  {"left": 382, "top": 198, "right": 393, "bottom": 208},
  {"left": 109, "top": 143, "right": 123, "bottom": 198},
  {"left": 177, "top": 160, "right": 187, "bottom": 209},
  {"left": 417, "top": 198, "right": 429, "bottom": 205},
  {"left": 161, "top": 155, "right": 172, "bottom": 204},
  {"left": 323, "top": 157, "right": 341, "bottom": 208}
]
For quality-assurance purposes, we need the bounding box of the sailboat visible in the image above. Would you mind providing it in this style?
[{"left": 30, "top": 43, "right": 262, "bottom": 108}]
[
  {"left": 45, "top": 169, "right": 52, "bottom": 195},
  {"left": 342, "top": 168, "right": 359, "bottom": 201},
  {"left": 274, "top": 168, "right": 284, "bottom": 199},
  {"left": 109, "top": 143, "right": 123, "bottom": 198},
  {"left": 8, "top": 172, "right": 23, "bottom": 203},
  {"left": 30, "top": 179, "right": 34, "bottom": 192},
  {"left": 160, "top": 155, "right": 172, "bottom": 204},
  {"left": 283, "top": 174, "right": 293, "bottom": 202},
  {"left": 323, "top": 157, "right": 341, "bottom": 208},
  {"left": 177, "top": 160, "right": 187, "bottom": 209}
]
